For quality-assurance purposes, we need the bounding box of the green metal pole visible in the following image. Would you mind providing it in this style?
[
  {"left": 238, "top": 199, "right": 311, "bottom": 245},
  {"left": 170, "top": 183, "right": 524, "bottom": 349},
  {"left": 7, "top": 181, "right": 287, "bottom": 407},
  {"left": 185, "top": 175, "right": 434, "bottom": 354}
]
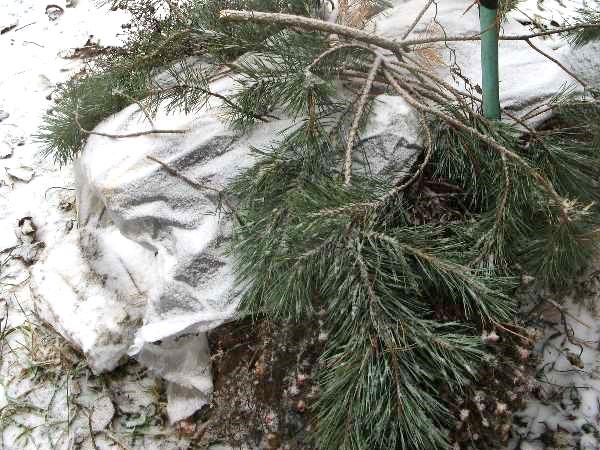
[{"left": 479, "top": 0, "right": 501, "bottom": 119}]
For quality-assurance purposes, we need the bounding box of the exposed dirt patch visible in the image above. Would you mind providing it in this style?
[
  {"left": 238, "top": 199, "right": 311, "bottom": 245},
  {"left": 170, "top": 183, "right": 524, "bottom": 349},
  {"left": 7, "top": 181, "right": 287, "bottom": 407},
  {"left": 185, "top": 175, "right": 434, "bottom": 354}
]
[{"left": 184, "top": 318, "right": 322, "bottom": 449}]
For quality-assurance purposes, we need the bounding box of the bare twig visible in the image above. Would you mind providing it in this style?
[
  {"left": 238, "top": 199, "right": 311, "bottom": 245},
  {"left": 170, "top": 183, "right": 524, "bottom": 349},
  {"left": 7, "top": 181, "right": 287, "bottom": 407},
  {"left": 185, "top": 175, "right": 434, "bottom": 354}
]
[
  {"left": 544, "top": 298, "right": 592, "bottom": 329},
  {"left": 499, "top": 23, "right": 600, "bottom": 41},
  {"left": 146, "top": 155, "right": 240, "bottom": 219},
  {"left": 87, "top": 407, "right": 100, "bottom": 450},
  {"left": 401, "top": 0, "right": 435, "bottom": 39},
  {"left": 115, "top": 89, "right": 155, "bottom": 127},
  {"left": 74, "top": 111, "right": 186, "bottom": 139},
  {"left": 13, "top": 22, "right": 36, "bottom": 32},
  {"left": 521, "top": 98, "right": 600, "bottom": 123},
  {"left": 386, "top": 110, "right": 433, "bottom": 196},
  {"left": 219, "top": 9, "right": 600, "bottom": 51},
  {"left": 493, "top": 322, "right": 534, "bottom": 343},
  {"left": 345, "top": 55, "right": 382, "bottom": 186},
  {"left": 525, "top": 38, "right": 589, "bottom": 89},
  {"left": 146, "top": 155, "right": 221, "bottom": 193},
  {"left": 388, "top": 56, "right": 474, "bottom": 111},
  {"left": 219, "top": 9, "right": 409, "bottom": 53}
]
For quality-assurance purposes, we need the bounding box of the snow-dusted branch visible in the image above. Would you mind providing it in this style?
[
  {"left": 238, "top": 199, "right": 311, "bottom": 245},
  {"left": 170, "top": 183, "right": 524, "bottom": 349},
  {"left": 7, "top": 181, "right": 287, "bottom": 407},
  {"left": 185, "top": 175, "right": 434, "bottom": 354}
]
[
  {"left": 381, "top": 66, "right": 571, "bottom": 224},
  {"left": 219, "top": 9, "right": 600, "bottom": 51}
]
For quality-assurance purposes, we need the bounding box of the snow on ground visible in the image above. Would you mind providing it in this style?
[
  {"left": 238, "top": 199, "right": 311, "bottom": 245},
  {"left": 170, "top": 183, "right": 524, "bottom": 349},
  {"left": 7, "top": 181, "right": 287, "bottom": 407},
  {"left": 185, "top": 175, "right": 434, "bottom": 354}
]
[
  {"left": 510, "top": 265, "right": 600, "bottom": 450},
  {"left": 0, "top": 0, "right": 599, "bottom": 449},
  {"left": 0, "top": 1, "right": 197, "bottom": 449}
]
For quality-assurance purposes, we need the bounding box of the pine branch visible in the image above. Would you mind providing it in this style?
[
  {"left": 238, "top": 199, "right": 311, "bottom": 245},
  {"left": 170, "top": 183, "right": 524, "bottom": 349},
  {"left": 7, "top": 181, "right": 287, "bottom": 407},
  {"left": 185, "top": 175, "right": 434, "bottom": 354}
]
[
  {"left": 566, "top": 7, "right": 600, "bottom": 47},
  {"left": 219, "top": 9, "right": 600, "bottom": 49},
  {"left": 382, "top": 67, "right": 571, "bottom": 224}
]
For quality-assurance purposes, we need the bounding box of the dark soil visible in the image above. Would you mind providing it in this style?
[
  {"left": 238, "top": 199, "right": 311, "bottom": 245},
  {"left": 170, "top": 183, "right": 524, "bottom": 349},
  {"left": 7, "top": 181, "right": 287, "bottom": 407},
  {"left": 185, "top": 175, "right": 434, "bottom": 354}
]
[{"left": 184, "top": 318, "right": 322, "bottom": 449}]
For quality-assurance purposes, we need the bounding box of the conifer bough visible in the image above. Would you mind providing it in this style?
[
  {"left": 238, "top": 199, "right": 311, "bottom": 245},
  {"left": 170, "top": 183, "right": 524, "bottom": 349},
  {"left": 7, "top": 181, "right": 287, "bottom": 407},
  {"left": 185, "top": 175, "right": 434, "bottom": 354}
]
[
  {"left": 219, "top": 9, "right": 600, "bottom": 46},
  {"left": 37, "top": 2, "right": 600, "bottom": 449}
]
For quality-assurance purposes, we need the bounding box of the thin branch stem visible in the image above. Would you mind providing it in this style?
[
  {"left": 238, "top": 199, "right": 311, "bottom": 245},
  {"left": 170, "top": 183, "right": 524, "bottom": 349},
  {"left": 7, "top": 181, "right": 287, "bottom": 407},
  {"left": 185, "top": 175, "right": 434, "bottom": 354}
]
[
  {"left": 386, "top": 111, "right": 433, "bottom": 196},
  {"left": 219, "top": 9, "right": 409, "bottom": 52},
  {"left": 471, "top": 153, "right": 510, "bottom": 266},
  {"left": 306, "top": 43, "right": 367, "bottom": 73},
  {"left": 74, "top": 110, "right": 186, "bottom": 139},
  {"left": 345, "top": 55, "right": 382, "bottom": 186},
  {"left": 146, "top": 155, "right": 240, "bottom": 219},
  {"left": 115, "top": 89, "right": 155, "bottom": 127},
  {"left": 146, "top": 155, "right": 221, "bottom": 193},
  {"left": 401, "top": 0, "right": 435, "bottom": 39},
  {"left": 525, "top": 38, "right": 589, "bottom": 89},
  {"left": 219, "top": 9, "right": 600, "bottom": 51},
  {"left": 147, "top": 83, "right": 271, "bottom": 122},
  {"left": 499, "top": 22, "right": 600, "bottom": 40}
]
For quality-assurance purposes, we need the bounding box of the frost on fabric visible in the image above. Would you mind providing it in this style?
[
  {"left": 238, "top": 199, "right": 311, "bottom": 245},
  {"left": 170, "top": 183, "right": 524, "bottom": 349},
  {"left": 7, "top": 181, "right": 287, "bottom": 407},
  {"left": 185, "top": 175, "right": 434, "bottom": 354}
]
[{"left": 32, "top": 73, "right": 423, "bottom": 421}]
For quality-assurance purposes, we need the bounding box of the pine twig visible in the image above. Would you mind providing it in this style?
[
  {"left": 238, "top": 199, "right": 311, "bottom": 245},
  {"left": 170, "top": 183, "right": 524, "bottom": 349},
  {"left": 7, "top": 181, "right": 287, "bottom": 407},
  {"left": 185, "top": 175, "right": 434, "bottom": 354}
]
[
  {"left": 74, "top": 110, "right": 186, "bottom": 139},
  {"left": 354, "top": 242, "right": 379, "bottom": 320},
  {"left": 146, "top": 155, "right": 240, "bottom": 220},
  {"left": 132, "top": 28, "right": 192, "bottom": 68},
  {"left": 386, "top": 110, "right": 433, "bottom": 196},
  {"left": 219, "top": 9, "right": 600, "bottom": 51},
  {"left": 401, "top": 0, "right": 435, "bottom": 39},
  {"left": 306, "top": 43, "right": 366, "bottom": 73},
  {"left": 471, "top": 152, "right": 510, "bottom": 266},
  {"left": 146, "top": 155, "right": 221, "bottom": 193},
  {"left": 525, "top": 38, "right": 590, "bottom": 89},
  {"left": 345, "top": 55, "right": 382, "bottom": 186},
  {"left": 147, "top": 83, "right": 272, "bottom": 122}
]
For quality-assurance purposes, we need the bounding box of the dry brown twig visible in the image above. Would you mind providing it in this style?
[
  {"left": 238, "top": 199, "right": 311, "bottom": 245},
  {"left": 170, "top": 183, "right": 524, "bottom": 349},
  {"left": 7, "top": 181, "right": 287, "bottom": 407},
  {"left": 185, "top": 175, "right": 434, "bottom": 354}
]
[
  {"left": 146, "top": 155, "right": 240, "bottom": 220},
  {"left": 401, "top": 0, "right": 435, "bottom": 39},
  {"left": 525, "top": 38, "right": 590, "bottom": 89},
  {"left": 74, "top": 110, "right": 186, "bottom": 139},
  {"left": 344, "top": 55, "right": 382, "bottom": 186},
  {"left": 219, "top": 9, "right": 600, "bottom": 50}
]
